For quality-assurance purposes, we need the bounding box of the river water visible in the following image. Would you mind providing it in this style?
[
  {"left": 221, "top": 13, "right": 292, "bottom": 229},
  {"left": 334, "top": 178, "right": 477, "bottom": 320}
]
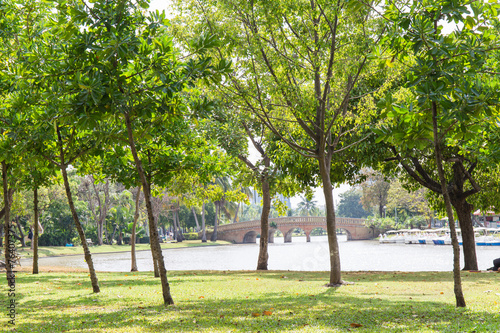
[{"left": 31, "top": 235, "right": 500, "bottom": 272}]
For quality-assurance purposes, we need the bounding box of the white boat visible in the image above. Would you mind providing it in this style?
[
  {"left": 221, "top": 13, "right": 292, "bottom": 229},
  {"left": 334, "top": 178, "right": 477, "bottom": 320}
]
[
  {"left": 405, "top": 229, "right": 423, "bottom": 244},
  {"left": 417, "top": 229, "right": 440, "bottom": 244},
  {"left": 379, "top": 230, "right": 404, "bottom": 244}
]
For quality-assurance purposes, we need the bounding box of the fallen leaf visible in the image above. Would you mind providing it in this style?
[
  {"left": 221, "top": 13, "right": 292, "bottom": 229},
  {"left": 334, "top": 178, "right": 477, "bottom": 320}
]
[
  {"left": 440, "top": 292, "right": 444, "bottom": 294},
  {"left": 252, "top": 313, "right": 261, "bottom": 317},
  {"left": 219, "top": 315, "right": 225, "bottom": 319},
  {"left": 350, "top": 323, "right": 363, "bottom": 328},
  {"left": 199, "top": 296, "right": 204, "bottom": 299},
  {"left": 263, "top": 311, "right": 272, "bottom": 316}
]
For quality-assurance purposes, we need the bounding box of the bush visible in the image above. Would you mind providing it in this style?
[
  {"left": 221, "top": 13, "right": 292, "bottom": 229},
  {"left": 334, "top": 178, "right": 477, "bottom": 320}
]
[
  {"left": 71, "top": 237, "right": 81, "bottom": 246},
  {"left": 26, "top": 241, "right": 31, "bottom": 247},
  {"left": 39, "top": 231, "right": 69, "bottom": 246},
  {"left": 183, "top": 232, "right": 199, "bottom": 240},
  {"left": 123, "top": 236, "right": 131, "bottom": 244},
  {"left": 139, "top": 237, "right": 150, "bottom": 244}
]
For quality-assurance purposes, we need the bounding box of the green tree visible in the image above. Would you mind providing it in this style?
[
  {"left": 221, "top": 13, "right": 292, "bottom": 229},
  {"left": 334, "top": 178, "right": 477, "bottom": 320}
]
[
  {"left": 376, "top": 0, "right": 500, "bottom": 307},
  {"left": 359, "top": 169, "right": 391, "bottom": 218},
  {"left": 173, "top": 0, "right": 388, "bottom": 287},
  {"left": 337, "top": 188, "right": 369, "bottom": 219},
  {"left": 297, "top": 196, "right": 318, "bottom": 217}
]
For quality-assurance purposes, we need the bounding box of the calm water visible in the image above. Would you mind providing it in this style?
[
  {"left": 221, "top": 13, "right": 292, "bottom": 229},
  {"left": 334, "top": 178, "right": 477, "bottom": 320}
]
[{"left": 31, "top": 235, "right": 500, "bottom": 272}]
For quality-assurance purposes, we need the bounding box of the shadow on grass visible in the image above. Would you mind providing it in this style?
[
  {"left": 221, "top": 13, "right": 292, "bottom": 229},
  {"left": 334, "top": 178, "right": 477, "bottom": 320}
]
[{"left": 14, "top": 290, "right": 500, "bottom": 332}]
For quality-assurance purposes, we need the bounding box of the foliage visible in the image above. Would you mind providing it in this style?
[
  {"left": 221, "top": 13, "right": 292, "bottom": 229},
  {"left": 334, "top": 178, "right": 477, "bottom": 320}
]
[
  {"left": 365, "top": 217, "right": 396, "bottom": 233},
  {"left": 337, "top": 188, "right": 369, "bottom": 219},
  {"left": 359, "top": 169, "right": 391, "bottom": 218}
]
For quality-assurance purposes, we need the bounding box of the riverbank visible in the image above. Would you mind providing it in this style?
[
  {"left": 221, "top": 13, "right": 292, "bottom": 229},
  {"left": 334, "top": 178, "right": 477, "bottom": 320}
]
[
  {"left": 15, "top": 240, "right": 232, "bottom": 259},
  {"left": 2, "top": 270, "right": 499, "bottom": 332}
]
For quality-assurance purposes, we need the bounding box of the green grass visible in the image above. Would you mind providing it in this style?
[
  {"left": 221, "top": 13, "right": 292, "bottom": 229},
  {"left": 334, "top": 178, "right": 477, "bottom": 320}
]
[
  {"left": 1, "top": 270, "right": 499, "bottom": 332},
  {"left": 16, "top": 240, "right": 231, "bottom": 258}
]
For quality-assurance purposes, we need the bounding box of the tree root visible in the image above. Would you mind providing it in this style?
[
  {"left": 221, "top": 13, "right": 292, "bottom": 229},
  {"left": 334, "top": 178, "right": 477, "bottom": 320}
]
[{"left": 323, "top": 280, "right": 355, "bottom": 287}]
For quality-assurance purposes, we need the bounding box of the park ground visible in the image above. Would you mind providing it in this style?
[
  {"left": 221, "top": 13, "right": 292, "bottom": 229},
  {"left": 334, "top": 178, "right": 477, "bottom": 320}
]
[{"left": 1, "top": 269, "right": 499, "bottom": 332}]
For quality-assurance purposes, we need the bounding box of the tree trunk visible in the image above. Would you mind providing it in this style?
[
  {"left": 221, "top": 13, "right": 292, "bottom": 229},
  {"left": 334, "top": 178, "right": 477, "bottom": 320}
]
[
  {"left": 211, "top": 202, "right": 219, "bottom": 242},
  {"left": 124, "top": 113, "right": 174, "bottom": 305},
  {"left": 450, "top": 197, "right": 477, "bottom": 271},
  {"left": 111, "top": 224, "right": 118, "bottom": 245},
  {"left": 104, "top": 222, "right": 110, "bottom": 244},
  {"left": 172, "top": 211, "right": 180, "bottom": 242},
  {"left": 15, "top": 216, "right": 26, "bottom": 247},
  {"left": 56, "top": 125, "right": 100, "bottom": 293},
  {"left": 131, "top": 185, "right": 141, "bottom": 272},
  {"left": 3, "top": 162, "right": 15, "bottom": 288},
  {"left": 257, "top": 170, "right": 271, "bottom": 270},
  {"left": 233, "top": 202, "right": 240, "bottom": 223},
  {"left": 60, "top": 167, "right": 100, "bottom": 292},
  {"left": 318, "top": 155, "right": 343, "bottom": 286},
  {"left": 153, "top": 257, "right": 160, "bottom": 278},
  {"left": 201, "top": 202, "right": 207, "bottom": 242},
  {"left": 33, "top": 186, "right": 39, "bottom": 274},
  {"left": 432, "top": 101, "right": 466, "bottom": 307},
  {"left": 176, "top": 210, "right": 184, "bottom": 241},
  {"left": 192, "top": 207, "right": 200, "bottom": 232}
]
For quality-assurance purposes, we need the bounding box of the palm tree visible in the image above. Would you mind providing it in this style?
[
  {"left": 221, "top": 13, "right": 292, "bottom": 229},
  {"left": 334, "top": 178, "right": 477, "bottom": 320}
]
[{"left": 297, "top": 196, "right": 318, "bottom": 217}]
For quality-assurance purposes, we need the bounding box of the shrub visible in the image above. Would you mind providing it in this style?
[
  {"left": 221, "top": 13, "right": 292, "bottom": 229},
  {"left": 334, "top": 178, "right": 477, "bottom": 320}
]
[
  {"left": 183, "top": 232, "right": 199, "bottom": 240},
  {"left": 123, "top": 236, "right": 131, "bottom": 244},
  {"left": 71, "top": 237, "right": 82, "bottom": 246},
  {"left": 139, "top": 237, "right": 150, "bottom": 244}
]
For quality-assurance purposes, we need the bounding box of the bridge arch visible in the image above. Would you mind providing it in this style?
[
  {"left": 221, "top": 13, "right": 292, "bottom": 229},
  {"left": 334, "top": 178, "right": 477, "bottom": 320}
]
[
  {"left": 243, "top": 231, "right": 258, "bottom": 243},
  {"left": 337, "top": 227, "right": 353, "bottom": 241}
]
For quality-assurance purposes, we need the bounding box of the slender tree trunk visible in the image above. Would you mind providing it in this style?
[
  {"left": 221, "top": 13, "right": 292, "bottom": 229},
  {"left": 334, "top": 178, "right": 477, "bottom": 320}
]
[
  {"left": 15, "top": 217, "right": 26, "bottom": 247},
  {"left": 450, "top": 197, "right": 477, "bottom": 271},
  {"left": 257, "top": 173, "right": 271, "bottom": 270},
  {"left": 211, "top": 202, "right": 219, "bottom": 242},
  {"left": 192, "top": 207, "right": 200, "bottom": 232},
  {"left": 111, "top": 225, "right": 118, "bottom": 244},
  {"left": 176, "top": 210, "right": 184, "bottom": 241},
  {"left": 432, "top": 102, "right": 466, "bottom": 307},
  {"left": 60, "top": 167, "right": 100, "bottom": 292},
  {"left": 3, "top": 162, "right": 14, "bottom": 288},
  {"left": 233, "top": 202, "right": 240, "bottom": 223},
  {"left": 33, "top": 186, "right": 39, "bottom": 274},
  {"left": 56, "top": 125, "right": 100, "bottom": 293},
  {"left": 319, "top": 154, "right": 343, "bottom": 286},
  {"left": 153, "top": 257, "right": 160, "bottom": 278},
  {"left": 201, "top": 202, "right": 207, "bottom": 242},
  {"left": 125, "top": 113, "right": 174, "bottom": 305},
  {"left": 172, "top": 211, "right": 178, "bottom": 241},
  {"left": 104, "top": 222, "right": 110, "bottom": 244},
  {"left": 131, "top": 185, "right": 141, "bottom": 272}
]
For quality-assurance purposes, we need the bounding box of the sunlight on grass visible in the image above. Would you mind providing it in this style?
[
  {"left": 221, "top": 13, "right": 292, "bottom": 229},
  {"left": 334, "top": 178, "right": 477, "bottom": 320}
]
[{"left": 1, "top": 271, "right": 499, "bottom": 332}]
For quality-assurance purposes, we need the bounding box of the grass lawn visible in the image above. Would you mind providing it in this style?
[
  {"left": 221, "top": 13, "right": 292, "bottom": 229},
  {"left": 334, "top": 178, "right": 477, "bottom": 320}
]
[
  {"left": 1, "top": 269, "right": 499, "bottom": 332},
  {"left": 15, "top": 240, "right": 232, "bottom": 259}
]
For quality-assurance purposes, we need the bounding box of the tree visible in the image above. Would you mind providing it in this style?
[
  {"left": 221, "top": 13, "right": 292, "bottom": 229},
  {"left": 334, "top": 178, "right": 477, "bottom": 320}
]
[
  {"left": 297, "top": 196, "right": 318, "bottom": 217},
  {"left": 78, "top": 175, "right": 111, "bottom": 245},
  {"left": 359, "top": 169, "right": 390, "bottom": 218},
  {"left": 62, "top": 0, "right": 231, "bottom": 305},
  {"left": 173, "top": 0, "right": 387, "bottom": 286},
  {"left": 376, "top": 0, "right": 500, "bottom": 307},
  {"left": 337, "top": 188, "right": 369, "bottom": 219}
]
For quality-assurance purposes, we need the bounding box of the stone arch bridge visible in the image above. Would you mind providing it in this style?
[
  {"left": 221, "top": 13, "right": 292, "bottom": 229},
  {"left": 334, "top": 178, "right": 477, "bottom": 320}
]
[{"left": 217, "top": 216, "right": 374, "bottom": 243}]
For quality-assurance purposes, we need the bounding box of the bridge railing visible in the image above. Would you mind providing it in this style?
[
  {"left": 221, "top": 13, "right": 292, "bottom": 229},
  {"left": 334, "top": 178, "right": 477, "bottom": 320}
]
[{"left": 218, "top": 216, "right": 366, "bottom": 232}]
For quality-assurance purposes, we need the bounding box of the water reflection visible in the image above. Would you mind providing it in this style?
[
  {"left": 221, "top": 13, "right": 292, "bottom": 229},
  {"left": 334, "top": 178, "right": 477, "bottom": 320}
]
[{"left": 33, "top": 235, "right": 500, "bottom": 272}]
